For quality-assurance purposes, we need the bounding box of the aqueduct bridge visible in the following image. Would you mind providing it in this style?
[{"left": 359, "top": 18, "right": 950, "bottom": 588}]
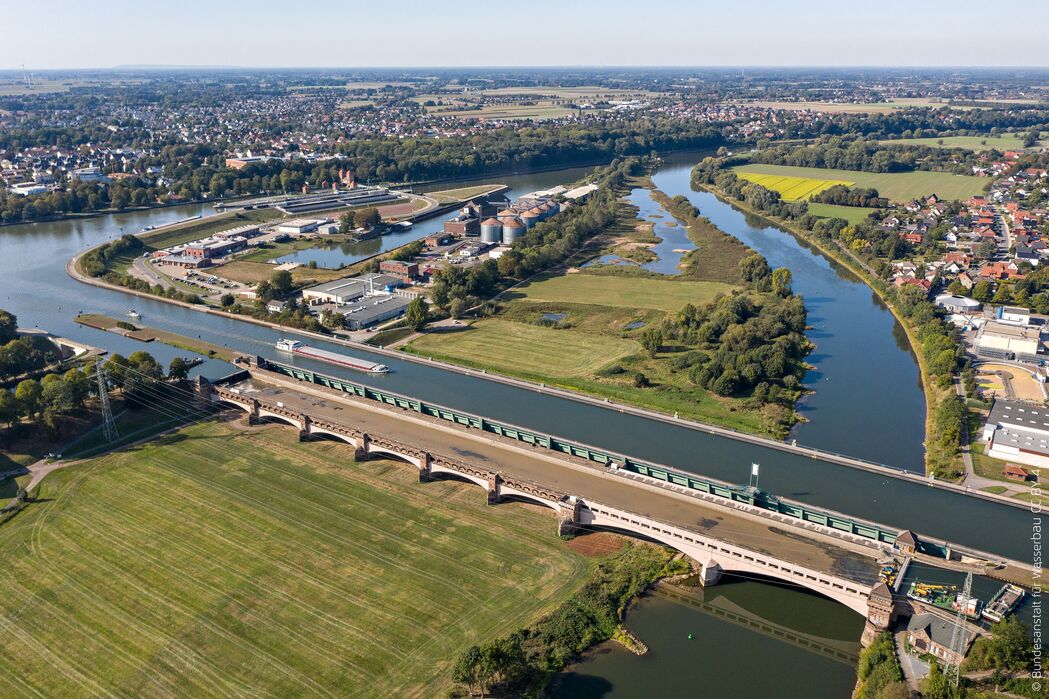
[{"left": 198, "top": 360, "right": 1035, "bottom": 639}]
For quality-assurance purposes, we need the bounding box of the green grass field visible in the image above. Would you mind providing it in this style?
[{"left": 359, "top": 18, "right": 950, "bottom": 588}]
[
  {"left": 508, "top": 273, "right": 735, "bottom": 313},
  {"left": 734, "top": 172, "right": 854, "bottom": 201},
  {"left": 425, "top": 184, "right": 506, "bottom": 204},
  {"left": 732, "top": 163, "right": 987, "bottom": 203},
  {"left": 0, "top": 421, "right": 590, "bottom": 697},
  {"left": 409, "top": 320, "right": 638, "bottom": 378},
  {"left": 880, "top": 134, "right": 1045, "bottom": 152},
  {"left": 731, "top": 98, "right": 954, "bottom": 114},
  {"left": 806, "top": 203, "right": 880, "bottom": 225}
]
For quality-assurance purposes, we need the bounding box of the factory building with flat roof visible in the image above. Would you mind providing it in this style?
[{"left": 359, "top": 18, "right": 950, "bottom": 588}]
[
  {"left": 975, "top": 320, "right": 1041, "bottom": 363},
  {"left": 982, "top": 398, "right": 1049, "bottom": 468},
  {"left": 300, "top": 274, "right": 403, "bottom": 305}
]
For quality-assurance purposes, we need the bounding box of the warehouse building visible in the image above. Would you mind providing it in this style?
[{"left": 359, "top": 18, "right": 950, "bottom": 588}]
[
  {"left": 277, "top": 218, "right": 332, "bottom": 235},
  {"left": 339, "top": 295, "right": 412, "bottom": 330},
  {"left": 982, "top": 398, "right": 1049, "bottom": 469},
  {"left": 301, "top": 274, "right": 403, "bottom": 305},
  {"left": 975, "top": 321, "right": 1041, "bottom": 363}
]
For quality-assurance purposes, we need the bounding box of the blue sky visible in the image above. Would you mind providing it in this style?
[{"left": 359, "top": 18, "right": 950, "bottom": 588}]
[{"left": 2, "top": 0, "right": 1046, "bottom": 69}]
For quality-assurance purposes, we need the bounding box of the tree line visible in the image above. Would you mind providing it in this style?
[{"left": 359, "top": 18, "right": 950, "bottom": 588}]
[{"left": 2, "top": 118, "right": 722, "bottom": 225}]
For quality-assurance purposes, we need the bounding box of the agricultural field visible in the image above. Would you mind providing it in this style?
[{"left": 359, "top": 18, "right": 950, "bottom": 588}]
[
  {"left": 425, "top": 184, "right": 507, "bottom": 204},
  {"left": 427, "top": 102, "right": 578, "bottom": 121},
  {"left": 0, "top": 421, "right": 591, "bottom": 697},
  {"left": 732, "top": 163, "right": 988, "bottom": 203},
  {"left": 730, "top": 98, "right": 955, "bottom": 113},
  {"left": 879, "top": 133, "right": 1046, "bottom": 151},
  {"left": 408, "top": 319, "right": 639, "bottom": 379},
  {"left": 508, "top": 272, "right": 735, "bottom": 312},
  {"left": 806, "top": 203, "right": 880, "bottom": 225},
  {"left": 734, "top": 172, "right": 854, "bottom": 201}
]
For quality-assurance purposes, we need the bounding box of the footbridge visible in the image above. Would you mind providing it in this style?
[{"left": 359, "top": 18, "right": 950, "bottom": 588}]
[{"left": 196, "top": 363, "right": 1033, "bottom": 643}]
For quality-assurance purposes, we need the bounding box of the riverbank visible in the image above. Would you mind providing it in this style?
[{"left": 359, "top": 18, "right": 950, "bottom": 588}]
[
  {"left": 449, "top": 541, "right": 685, "bottom": 697},
  {"left": 691, "top": 180, "right": 951, "bottom": 478}
]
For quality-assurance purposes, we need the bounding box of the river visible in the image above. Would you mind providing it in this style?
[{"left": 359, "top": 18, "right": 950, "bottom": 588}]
[
  {"left": 651, "top": 152, "right": 926, "bottom": 467},
  {"left": 0, "top": 153, "right": 1036, "bottom": 696}
]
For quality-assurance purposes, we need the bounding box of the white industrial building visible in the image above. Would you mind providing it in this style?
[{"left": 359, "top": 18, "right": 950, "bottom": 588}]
[
  {"left": 277, "top": 218, "right": 331, "bottom": 235},
  {"left": 998, "top": 306, "right": 1032, "bottom": 326},
  {"left": 975, "top": 321, "right": 1041, "bottom": 363},
  {"left": 300, "top": 274, "right": 403, "bottom": 305},
  {"left": 982, "top": 398, "right": 1049, "bottom": 469}
]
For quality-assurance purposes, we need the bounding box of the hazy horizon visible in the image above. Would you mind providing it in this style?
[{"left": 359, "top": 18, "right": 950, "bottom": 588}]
[{"left": 3, "top": 0, "right": 1048, "bottom": 71}]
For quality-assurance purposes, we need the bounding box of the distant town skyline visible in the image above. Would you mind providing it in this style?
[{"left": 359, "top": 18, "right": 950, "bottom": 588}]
[{"left": 3, "top": 0, "right": 1048, "bottom": 70}]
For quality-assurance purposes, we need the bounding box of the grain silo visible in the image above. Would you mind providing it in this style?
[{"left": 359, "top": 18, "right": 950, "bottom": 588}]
[
  {"left": 480, "top": 217, "right": 503, "bottom": 244},
  {"left": 521, "top": 209, "right": 541, "bottom": 228},
  {"left": 502, "top": 217, "right": 525, "bottom": 244}
]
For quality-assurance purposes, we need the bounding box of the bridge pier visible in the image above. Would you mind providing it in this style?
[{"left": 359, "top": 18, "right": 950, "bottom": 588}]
[
  {"left": 299, "top": 414, "right": 311, "bottom": 442},
  {"left": 486, "top": 473, "right": 502, "bottom": 505},
  {"left": 419, "top": 452, "right": 433, "bottom": 482},
  {"left": 246, "top": 398, "right": 261, "bottom": 425},
  {"left": 558, "top": 497, "right": 582, "bottom": 537},
  {"left": 699, "top": 558, "right": 723, "bottom": 587},
  {"left": 355, "top": 432, "right": 370, "bottom": 461}
]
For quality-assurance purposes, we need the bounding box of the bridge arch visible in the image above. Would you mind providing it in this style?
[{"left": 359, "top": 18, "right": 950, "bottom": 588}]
[
  {"left": 579, "top": 503, "right": 870, "bottom": 616},
  {"left": 256, "top": 411, "right": 303, "bottom": 430},
  {"left": 216, "top": 397, "right": 252, "bottom": 414},
  {"left": 428, "top": 462, "right": 488, "bottom": 489},
  {"left": 368, "top": 447, "right": 422, "bottom": 469},
  {"left": 306, "top": 427, "right": 359, "bottom": 448}
]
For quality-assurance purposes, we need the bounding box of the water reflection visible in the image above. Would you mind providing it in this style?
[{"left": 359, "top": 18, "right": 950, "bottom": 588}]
[{"left": 552, "top": 578, "right": 863, "bottom": 699}]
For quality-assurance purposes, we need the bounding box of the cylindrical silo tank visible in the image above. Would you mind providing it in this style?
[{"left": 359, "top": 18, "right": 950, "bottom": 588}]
[
  {"left": 545, "top": 200, "right": 560, "bottom": 216},
  {"left": 520, "top": 210, "right": 540, "bottom": 228},
  {"left": 480, "top": 217, "right": 503, "bottom": 244},
  {"left": 502, "top": 217, "right": 524, "bottom": 244}
]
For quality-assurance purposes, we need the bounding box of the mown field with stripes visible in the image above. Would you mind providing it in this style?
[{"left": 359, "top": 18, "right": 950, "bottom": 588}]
[
  {"left": 734, "top": 172, "right": 854, "bottom": 201},
  {"left": 0, "top": 421, "right": 591, "bottom": 698},
  {"left": 732, "top": 163, "right": 988, "bottom": 203}
]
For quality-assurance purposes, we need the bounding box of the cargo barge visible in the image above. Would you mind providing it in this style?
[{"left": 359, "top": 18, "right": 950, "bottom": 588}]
[
  {"left": 274, "top": 339, "right": 390, "bottom": 374},
  {"left": 906, "top": 582, "right": 982, "bottom": 620},
  {"left": 982, "top": 584, "right": 1024, "bottom": 623}
]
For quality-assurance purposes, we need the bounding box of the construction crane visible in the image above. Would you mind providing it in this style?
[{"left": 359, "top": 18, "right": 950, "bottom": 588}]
[{"left": 945, "top": 571, "right": 973, "bottom": 688}]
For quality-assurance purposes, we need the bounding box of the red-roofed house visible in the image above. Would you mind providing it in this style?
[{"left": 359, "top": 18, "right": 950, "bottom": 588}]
[{"left": 978, "top": 261, "right": 1025, "bottom": 281}]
